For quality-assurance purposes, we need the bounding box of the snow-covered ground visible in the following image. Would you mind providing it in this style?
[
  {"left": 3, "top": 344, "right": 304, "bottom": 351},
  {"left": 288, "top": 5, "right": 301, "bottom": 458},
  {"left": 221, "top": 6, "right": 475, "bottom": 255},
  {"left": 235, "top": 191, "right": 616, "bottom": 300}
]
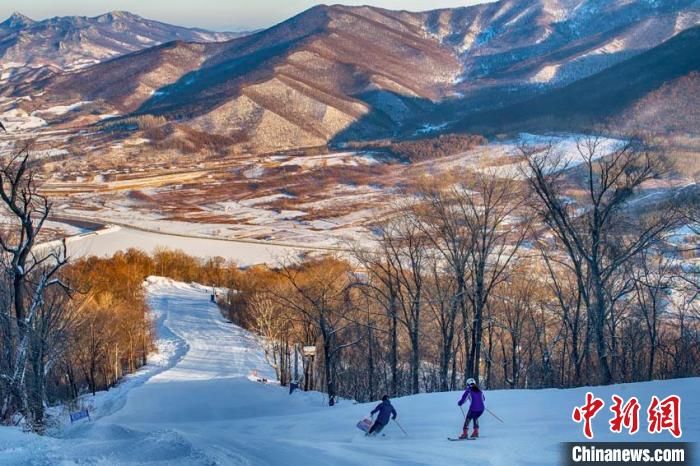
[
  {"left": 414, "top": 132, "right": 629, "bottom": 181},
  {"left": 61, "top": 225, "right": 319, "bottom": 267},
  {"left": 1, "top": 278, "right": 697, "bottom": 465}
]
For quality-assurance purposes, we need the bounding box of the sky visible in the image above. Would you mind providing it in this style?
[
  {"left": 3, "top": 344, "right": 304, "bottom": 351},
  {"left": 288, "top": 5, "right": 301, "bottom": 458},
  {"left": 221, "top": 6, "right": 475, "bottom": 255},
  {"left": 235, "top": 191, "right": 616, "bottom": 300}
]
[{"left": 0, "top": 1, "right": 495, "bottom": 31}]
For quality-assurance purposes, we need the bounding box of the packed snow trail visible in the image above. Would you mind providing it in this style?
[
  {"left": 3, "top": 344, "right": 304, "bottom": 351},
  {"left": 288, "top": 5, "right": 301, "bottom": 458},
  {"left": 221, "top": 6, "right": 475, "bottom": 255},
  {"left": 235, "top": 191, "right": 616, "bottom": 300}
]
[{"left": 0, "top": 278, "right": 697, "bottom": 465}]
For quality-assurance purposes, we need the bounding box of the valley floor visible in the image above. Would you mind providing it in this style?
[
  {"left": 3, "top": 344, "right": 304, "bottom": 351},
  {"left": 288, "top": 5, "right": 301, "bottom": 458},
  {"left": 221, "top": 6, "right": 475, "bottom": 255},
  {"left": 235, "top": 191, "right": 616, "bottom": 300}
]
[
  {"left": 60, "top": 225, "right": 318, "bottom": 267},
  {"left": 0, "top": 278, "right": 696, "bottom": 465}
]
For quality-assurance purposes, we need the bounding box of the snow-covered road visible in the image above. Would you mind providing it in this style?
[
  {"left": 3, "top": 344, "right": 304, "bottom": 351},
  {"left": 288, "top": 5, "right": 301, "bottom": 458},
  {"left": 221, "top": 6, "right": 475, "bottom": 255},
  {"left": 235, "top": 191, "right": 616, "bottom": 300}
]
[{"left": 1, "top": 278, "right": 697, "bottom": 465}]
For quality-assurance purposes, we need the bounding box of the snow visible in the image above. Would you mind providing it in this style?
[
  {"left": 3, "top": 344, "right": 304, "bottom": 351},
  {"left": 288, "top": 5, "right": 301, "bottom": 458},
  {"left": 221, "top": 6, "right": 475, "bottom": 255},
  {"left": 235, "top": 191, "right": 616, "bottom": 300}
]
[
  {"left": 28, "top": 148, "right": 70, "bottom": 159},
  {"left": 0, "top": 278, "right": 697, "bottom": 465},
  {"left": 521, "top": 133, "right": 627, "bottom": 168},
  {"left": 279, "top": 152, "right": 380, "bottom": 169},
  {"left": 0, "top": 108, "right": 47, "bottom": 131},
  {"left": 415, "top": 122, "right": 450, "bottom": 135},
  {"left": 239, "top": 194, "right": 294, "bottom": 207},
  {"left": 667, "top": 224, "right": 699, "bottom": 246},
  {"left": 243, "top": 166, "right": 265, "bottom": 179},
  {"left": 135, "top": 35, "right": 158, "bottom": 44},
  {"left": 418, "top": 133, "right": 628, "bottom": 181},
  {"left": 62, "top": 225, "right": 313, "bottom": 267},
  {"left": 64, "top": 58, "right": 102, "bottom": 71},
  {"left": 37, "top": 101, "right": 92, "bottom": 116},
  {"left": 530, "top": 64, "right": 560, "bottom": 83}
]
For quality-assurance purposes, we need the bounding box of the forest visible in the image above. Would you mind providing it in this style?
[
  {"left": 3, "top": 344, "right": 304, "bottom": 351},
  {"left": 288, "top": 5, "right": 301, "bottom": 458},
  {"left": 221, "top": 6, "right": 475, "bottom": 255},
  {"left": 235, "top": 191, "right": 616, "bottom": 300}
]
[
  {"left": 220, "top": 137, "right": 700, "bottom": 403},
  {"left": 1, "top": 136, "right": 699, "bottom": 432}
]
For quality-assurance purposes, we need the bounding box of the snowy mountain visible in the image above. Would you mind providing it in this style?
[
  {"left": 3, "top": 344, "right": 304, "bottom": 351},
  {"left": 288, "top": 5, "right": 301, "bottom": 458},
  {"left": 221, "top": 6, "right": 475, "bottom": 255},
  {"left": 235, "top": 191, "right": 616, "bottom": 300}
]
[
  {"left": 0, "top": 11, "right": 242, "bottom": 74},
  {"left": 29, "top": 5, "right": 462, "bottom": 152},
  {"left": 455, "top": 24, "right": 700, "bottom": 135},
  {"left": 428, "top": 0, "right": 700, "bottom": 88},
  {"left": 1, "top": 277, "right": 695, "bottom": 465},
  {"left": 7, "top": 0, "right": 697, "bottom": 153}
]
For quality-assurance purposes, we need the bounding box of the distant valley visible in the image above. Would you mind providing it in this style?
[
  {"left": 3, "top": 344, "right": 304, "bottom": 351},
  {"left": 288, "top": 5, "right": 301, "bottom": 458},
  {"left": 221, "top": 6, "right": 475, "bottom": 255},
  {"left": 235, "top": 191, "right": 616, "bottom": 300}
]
[{"left": 0, "top": 0, "right": 698, "bottom": 251}]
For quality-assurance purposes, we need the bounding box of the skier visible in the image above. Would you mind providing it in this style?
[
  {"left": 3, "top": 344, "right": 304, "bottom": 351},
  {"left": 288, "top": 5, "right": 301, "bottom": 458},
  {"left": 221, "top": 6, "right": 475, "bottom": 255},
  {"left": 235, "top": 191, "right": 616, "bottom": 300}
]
[
  {"left": 367, "top": 395, "right": 397, "bottom": 436},
  {"left": 457, "top": 378, "right": 485, "bottom": 439}
]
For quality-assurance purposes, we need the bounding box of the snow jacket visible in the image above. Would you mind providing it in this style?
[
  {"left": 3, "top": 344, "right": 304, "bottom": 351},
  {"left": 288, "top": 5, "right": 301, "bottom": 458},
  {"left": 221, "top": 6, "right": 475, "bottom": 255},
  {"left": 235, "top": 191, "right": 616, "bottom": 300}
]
[
  {"left": 371, "top": 400, "right": 397, "bottom": 425},
  {"left": 458, "top": 387, "right": 485, "bottom": 413}
]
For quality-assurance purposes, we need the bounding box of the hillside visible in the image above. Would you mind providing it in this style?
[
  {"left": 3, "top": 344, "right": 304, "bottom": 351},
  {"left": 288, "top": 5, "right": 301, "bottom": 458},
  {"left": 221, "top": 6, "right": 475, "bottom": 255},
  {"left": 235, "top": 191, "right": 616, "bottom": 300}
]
[
  {"left": 0, "top": 10, "right": 241, "bottom": 76},
  {"left": 41, "top": 5, "right": 461, "bottom": 152},
  {"left": 426, "top": 0, "right": 699, "bottom": 89},
  {"left": 0, "top": 278, "right": 695, "bottom": 465},
  {"left": 4, "top": 0, "right": 698, "bottom": 153},
  {"left": 454, "top": 25, "right": 700, "bottom": 135}
]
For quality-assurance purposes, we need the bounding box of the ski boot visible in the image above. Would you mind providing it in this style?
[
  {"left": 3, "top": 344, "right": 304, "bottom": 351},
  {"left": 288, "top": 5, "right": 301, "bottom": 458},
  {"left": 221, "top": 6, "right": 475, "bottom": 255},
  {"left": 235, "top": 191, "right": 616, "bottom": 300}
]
[
  {"left": 458, "top": 428, "right": 469, "bottom": 439},
  {"left": 471, "top": 428, "right": 479, "bottom": 438}
]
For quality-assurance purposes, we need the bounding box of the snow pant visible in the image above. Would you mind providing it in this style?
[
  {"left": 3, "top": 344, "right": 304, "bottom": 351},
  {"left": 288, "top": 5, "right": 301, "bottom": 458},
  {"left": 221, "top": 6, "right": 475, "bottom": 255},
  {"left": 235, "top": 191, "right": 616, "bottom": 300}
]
[
  {"left": 368, "top": 420, "right": 387, "bottom": 435},
  {"left": 463, "top": 409, "right": 484, "bottom": 430}
]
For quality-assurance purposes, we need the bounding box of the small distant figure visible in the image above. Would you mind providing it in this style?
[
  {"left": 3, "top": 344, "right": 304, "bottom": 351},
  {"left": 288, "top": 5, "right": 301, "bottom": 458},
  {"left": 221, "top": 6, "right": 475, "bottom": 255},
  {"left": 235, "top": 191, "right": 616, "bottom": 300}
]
[
  {"left": 367, "top": 395, "right": 397, "bottom": 436},
  {"left": 289, "top": 381, "right": 299, "bottom": 395},
  {"left": 457, "top": 377, "right": 485, "bottom": 439}
]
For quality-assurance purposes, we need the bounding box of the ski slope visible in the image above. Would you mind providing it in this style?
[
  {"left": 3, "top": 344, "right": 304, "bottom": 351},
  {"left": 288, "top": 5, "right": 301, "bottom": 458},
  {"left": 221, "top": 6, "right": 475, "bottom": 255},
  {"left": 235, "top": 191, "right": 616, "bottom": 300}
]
[{"left": 0, "top": 278, "right": 697, "bottom": 465}]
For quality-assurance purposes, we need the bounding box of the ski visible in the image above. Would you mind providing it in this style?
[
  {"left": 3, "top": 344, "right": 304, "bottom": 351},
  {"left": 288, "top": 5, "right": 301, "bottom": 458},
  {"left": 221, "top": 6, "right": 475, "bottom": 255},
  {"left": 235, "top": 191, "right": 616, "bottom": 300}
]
[{"left": 447, "top": 437, "right": 477, "bottom": 441}]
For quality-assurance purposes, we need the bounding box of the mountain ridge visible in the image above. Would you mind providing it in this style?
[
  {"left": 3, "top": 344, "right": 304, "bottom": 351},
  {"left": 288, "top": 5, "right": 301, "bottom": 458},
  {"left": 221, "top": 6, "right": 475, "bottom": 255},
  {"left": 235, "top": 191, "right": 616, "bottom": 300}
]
[
  {"left": 453, "top": 25, "right": 700, "bottom": 135},
  {"left": 2, "top": 1, "right": 698, "bottom": 152},
  {"left": 0, "top": 10, "right": 244, "bottom": 73}
]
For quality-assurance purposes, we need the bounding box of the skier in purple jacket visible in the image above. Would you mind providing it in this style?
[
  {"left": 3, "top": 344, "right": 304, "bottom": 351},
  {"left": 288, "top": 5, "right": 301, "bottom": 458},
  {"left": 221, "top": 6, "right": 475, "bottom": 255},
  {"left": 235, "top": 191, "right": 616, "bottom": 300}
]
[{"left": 457, "top": 378, "right": 485, "bottom": 439}]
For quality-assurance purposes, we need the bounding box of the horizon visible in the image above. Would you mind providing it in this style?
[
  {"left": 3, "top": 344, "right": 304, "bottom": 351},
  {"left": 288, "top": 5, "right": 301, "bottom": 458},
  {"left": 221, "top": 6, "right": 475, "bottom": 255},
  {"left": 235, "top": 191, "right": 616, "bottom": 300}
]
[{"left": 0, "top": 1, "right": 497, "bottom": 31}]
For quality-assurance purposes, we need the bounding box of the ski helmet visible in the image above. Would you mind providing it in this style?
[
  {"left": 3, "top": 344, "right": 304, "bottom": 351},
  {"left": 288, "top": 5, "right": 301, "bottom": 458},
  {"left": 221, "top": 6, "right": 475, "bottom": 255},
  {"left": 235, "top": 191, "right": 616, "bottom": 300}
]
[{"left": 466, "top": 378, "right": 477, "bottom": 386}]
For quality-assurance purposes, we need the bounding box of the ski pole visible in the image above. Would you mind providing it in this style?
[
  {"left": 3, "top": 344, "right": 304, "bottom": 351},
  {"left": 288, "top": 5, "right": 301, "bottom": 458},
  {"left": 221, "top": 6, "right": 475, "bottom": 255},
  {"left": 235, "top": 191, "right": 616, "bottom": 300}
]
[
  {"left": 486, "top": 408, "right": 504, "bottom": 423},
  {"left": 459, "top": 406, "right": 466, "bottom": 419},
  {"left": 393, "top": 419, "right": 408, "bottom": 436}
]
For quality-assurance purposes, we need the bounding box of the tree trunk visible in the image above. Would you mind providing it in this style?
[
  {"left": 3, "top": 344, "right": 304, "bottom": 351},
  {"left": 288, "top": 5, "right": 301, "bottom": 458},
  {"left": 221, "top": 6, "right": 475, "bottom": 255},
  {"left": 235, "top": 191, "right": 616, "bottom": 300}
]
[
  {"left": 389, "top": 309, "right": 398, "bottom": 396},
  {"left": 410, "top": 327, "right": 420, "bottom": 394},
  {"left": 367, "top": 326, "right": 375, "bottom": 401},
  {"left": 591, "top": 269, "right": 613, "bottom": 385}
]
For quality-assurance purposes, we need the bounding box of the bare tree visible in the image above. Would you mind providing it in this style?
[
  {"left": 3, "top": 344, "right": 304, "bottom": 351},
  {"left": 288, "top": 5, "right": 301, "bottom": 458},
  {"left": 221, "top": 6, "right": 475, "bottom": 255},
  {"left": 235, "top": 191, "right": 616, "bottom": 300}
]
[
  {"left": 521, "top": 136, "right": 679, "bottom": 384},
  {"left": 459, "top": 176, "right": 528, "bottom": 382},
  {"left": 350, "top": 232, "right": 403, "bottom": 396},
  {"left": 0, "top": 142, "right": 69, "bottom": 429},
  {"left": 250, "top": 291, "right": 293, "bottom": 384},
  {"left": 413, "top": 182, "right": 472, "bottom": 386},
  {"left": 424, "top": 258, "right": 458, "bottom": 391},
  {"left": 274, "top": 258, "right": 361, "bottom": 404},
  {"left": 540, "top": 248, "right": 589, "bottom": 386},
  {"left": 631, "top": 249, "right": 674, "bottom": 380},
  {"left": 384, "top": 212, "right": 428, "bottom": 395},
  {"left": 415, "top": 174, "right": 527, "bottom": 383}
]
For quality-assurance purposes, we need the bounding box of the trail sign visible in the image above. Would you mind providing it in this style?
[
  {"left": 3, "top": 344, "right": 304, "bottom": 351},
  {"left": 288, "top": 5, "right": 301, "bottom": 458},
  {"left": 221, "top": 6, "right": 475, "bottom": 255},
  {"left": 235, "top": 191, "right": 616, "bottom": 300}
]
[{"left": 69, "top": 408, "right": 90, "bottom": 423}]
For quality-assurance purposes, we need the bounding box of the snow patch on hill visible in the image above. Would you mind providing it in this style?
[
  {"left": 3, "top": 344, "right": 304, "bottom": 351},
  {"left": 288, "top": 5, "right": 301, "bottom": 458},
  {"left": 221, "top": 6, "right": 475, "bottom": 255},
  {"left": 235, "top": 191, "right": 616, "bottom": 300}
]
[
  {"left": 38, "top": 101, "right": 93, "bottom": 116},
  {"left": 530, "top": 64, "right": 561, "bottom": 83},
  {"left": 0, "top": 107, "right": 46, "bottom": 131}
]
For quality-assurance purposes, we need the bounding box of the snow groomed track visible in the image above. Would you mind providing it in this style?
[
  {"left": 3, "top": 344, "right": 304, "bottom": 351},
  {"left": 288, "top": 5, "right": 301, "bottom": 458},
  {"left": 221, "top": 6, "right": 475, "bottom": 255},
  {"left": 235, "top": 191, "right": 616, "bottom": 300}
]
[{"left": 0, "top": 278, "right": 696, "bottom": 465}]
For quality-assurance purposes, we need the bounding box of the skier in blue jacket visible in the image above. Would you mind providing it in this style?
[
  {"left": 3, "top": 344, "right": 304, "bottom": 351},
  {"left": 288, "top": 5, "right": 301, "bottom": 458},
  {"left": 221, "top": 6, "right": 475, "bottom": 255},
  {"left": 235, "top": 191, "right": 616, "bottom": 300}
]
[
  {"left": 367, "top": 395, "right": 397, "bottom": 435},
  {"left": 457, "top": 378, "right": 485, "bottom": 439}
]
